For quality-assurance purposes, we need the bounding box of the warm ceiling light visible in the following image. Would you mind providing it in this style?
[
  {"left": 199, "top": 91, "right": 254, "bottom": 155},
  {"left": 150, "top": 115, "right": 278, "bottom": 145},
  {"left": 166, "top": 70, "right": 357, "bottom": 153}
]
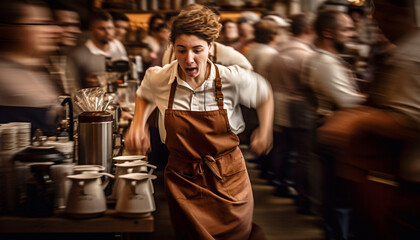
[{"left": 348, "top": 0, "right": 365, "bottom": 6}]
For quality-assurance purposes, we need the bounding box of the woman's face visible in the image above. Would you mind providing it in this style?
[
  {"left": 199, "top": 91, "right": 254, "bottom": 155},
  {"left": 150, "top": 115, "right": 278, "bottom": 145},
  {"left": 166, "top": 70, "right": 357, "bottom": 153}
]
[{"left": 174, "top": 34, "right": 211, "bottom": 81}]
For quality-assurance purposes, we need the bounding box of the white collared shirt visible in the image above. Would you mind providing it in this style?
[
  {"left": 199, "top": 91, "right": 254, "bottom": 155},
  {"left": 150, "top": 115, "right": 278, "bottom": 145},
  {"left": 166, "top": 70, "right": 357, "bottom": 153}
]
[
  {"left": 85, "top": 39, "right": 128, "bottom": 60},
  {"left": 137, "top": 60, "right": 271, "bottom": 142}
]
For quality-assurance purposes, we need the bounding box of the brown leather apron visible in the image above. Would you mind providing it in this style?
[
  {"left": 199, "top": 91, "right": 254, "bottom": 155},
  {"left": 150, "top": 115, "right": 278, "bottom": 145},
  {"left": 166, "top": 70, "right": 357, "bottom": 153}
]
[{"left": 164, "top": 65, "right": 254, "bottom": 240}]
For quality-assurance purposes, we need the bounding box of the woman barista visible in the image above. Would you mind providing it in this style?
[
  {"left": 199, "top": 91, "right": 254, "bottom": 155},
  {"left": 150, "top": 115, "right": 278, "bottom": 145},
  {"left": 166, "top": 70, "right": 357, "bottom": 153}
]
[{"left": 125, "top": 6, "right": 273, "bottom": 239}]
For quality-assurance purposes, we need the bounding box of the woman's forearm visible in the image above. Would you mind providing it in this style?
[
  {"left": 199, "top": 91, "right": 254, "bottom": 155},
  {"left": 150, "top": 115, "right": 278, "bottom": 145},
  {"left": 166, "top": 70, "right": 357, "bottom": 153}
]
[
  {"left": 256, "top": 91, "right": 274, "bottom": 135},
  {"left": 131, "top": 96, "right": 155, "bottom": 130},
  {"left": 124, "top": 96, "right": 155, "bottom": 153}
]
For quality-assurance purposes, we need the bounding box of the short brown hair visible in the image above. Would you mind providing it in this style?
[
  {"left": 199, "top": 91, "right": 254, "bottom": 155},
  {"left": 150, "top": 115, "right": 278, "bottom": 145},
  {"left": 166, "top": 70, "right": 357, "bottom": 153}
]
[
  {"left": 254, "top": 19, "right": 281, "bottom": 44},
  {"left": 290, "top": 13, "right": 315, "bottom": 36},
  {"left": 314, "top": 10, "right": 343, "bottom": 38},
  {"left": 170, "top": 5, "right": 222, "bottom": 44},
  {"left": 88, "top": 10, "right": 112, "bottom": 29}
]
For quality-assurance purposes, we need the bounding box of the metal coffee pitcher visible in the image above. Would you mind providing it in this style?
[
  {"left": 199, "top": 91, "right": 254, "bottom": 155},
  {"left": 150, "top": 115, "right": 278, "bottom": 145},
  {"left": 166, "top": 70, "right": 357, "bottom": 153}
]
[{"left": 78, "top": 111, "right": 113, "bottom": 173}]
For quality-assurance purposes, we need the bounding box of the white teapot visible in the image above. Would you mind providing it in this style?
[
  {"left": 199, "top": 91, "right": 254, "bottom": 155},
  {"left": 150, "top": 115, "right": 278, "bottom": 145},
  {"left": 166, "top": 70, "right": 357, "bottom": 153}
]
[
  {"left": 115, "top": 173, "right": 157, "bottom": 218},
  {"left": 65, "top": 172, "right": 114, "bottom": 218},
  {"left": 110, "top": 161, "right": 156, "bottom": 200}
]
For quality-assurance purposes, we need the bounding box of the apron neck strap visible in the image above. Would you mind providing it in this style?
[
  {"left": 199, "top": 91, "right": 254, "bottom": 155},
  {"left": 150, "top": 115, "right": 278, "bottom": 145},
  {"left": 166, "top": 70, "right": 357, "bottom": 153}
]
[
  {"left": 214, "top": 64, "right": 223, "bottom": 110},
  {"left": 168, "top": 78, "right": 177, "bottom": 110},
  {"left": 167, "top": 64, "right": 224, "bottom": 110}
]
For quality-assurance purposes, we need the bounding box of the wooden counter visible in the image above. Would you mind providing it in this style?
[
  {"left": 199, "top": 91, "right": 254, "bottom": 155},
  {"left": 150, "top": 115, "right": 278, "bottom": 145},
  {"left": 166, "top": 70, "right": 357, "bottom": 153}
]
[{"left": 0, "top": 209, "right": 153, "bottom": 233}]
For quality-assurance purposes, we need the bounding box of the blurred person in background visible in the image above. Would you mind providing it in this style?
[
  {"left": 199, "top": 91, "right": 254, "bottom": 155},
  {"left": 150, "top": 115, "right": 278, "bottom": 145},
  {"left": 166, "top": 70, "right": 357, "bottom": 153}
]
[
  {"left": 262, "top": 14, "right": 291, "bottom": 48},
  {"left": 266, "top": 13, "right": 316, "bottom": 212},
  {"left": 218, "top": 19, "right": 239, "bottom": 46},
  {"left": 142, "top": 13, "right": 170, "bottom": 67},
  {"left": 46, "top": 2, "right": 82, "bottom": 96},
  {"left": 344, "top": 6, "right": 374, "bottom": 86},
  {"left": 125, "top": 5, "right": 272, "bottom": 239},
  {"left": 54, "top": 4, "right": 81, "bottom": 50},
  {"left": 0, "top": 0, "right": 62, "bottom": 134},
  {"left": 138, "top": 42, "right": 159, "bottom": 78},
  {"left": 301, "top": 10, "right": 366, "bottom": 240},
  {"left": 68, "top": 10, "right": 127, "bottom": 88},
  {"left": 319, "top": 0, "right": 420, "bottom": 238},
  {"left": 245, "top": 19, "right": 284, "bottom": 77},
  {"left": 109, "top": 11, "right": 129, "bottom": 59},
  {"left": 109, "top": 11, "right": 129, "bottom": 42},
  {"left": 243, "top": 18, "right": 285, "bottom": 182},
  {"left": 231, "top": 11, "right": 260, "bottom": 55},
  {"left": 347, "top": 5, "right": 371, "bottom": 45},
  {"left": 302, "top": 10, "right": 365, "bottom": 119}
]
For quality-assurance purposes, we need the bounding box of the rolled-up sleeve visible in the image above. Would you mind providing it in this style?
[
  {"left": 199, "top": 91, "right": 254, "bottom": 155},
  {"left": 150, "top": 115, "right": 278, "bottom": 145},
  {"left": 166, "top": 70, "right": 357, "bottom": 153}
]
[
  {"left": 136, "top": 67, "right": 159, "bottom": 104},
  {"left": 227, "top": 66, "right": 271, "bottom": 108}
]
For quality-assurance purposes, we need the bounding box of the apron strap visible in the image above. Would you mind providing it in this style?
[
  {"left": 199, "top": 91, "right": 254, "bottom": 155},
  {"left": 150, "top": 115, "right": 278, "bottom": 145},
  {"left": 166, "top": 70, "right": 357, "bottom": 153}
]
[
  {"left": 168, "top": 78, "right": 177, "bottom": 110},
  {"left": 212, "top": 44, "right": 217, "bottom": 64},
  {"left": 214, "top": 65, "right": 224, "bottom": 110},
  {"left": 167, "top": 64, "right": 224, "bottom": 110}
]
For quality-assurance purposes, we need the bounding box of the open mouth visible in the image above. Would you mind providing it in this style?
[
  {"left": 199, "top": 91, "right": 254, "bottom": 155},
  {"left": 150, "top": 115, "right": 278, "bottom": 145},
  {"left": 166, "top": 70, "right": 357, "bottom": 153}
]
[{"left": 185, "top": 67, "right": 198, "bottom": 76}]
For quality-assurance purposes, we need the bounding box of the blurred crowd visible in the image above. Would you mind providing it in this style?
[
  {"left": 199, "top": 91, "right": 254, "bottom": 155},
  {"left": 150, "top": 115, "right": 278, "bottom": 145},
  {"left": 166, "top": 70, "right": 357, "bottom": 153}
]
[{"left": 0, "top": 0, "right": 419, "bottom": 239}]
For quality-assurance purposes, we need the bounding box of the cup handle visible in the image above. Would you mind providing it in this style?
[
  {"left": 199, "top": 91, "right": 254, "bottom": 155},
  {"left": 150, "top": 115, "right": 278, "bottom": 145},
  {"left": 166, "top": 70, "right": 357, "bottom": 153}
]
[
  {"left": 144, "top": 164, "right": 157, "bottom": 175},
  {"left": 100, "top": 172, "right": 115, "bottom": 189}
]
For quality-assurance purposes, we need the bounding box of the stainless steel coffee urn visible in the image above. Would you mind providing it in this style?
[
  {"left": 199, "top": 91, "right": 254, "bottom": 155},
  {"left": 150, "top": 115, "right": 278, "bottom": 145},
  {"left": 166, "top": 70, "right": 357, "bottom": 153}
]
[{"left": 78, "top": 112, "right": 113, "bottom": 173}]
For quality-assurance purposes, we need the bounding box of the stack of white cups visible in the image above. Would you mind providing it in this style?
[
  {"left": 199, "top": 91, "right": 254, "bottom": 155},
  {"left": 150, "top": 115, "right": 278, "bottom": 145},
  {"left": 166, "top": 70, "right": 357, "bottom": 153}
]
[
  {"left": 10, "top": 122, "right": 31, "bottom": 149},
  {"left": 0, "top": 122, "right": 31, "bottom": 213},
  {"left": 1, "top": 124, "right": 18, "bottom": 151}
]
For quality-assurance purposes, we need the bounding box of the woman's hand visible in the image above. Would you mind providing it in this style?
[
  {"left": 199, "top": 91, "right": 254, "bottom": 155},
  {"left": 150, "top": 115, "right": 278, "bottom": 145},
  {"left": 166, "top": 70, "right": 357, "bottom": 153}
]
[
  {"left": 124, "top": 123, "right": 151, "bottom": 155},
  {"left": 123, "top": 96, "right": 156, "bottom": 155},
  {"left": 250, "top": 127, "right": 273, "bottom": 156},
  {"left": 251, "top": 87, "right": 274, "bottom": 156}
]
